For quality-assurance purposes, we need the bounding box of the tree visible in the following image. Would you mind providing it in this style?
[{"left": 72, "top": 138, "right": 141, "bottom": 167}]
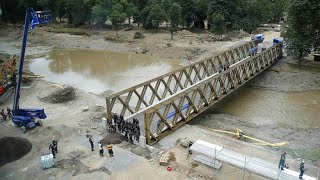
[
  {"left": 161, "top": 0, "right": 171, "bottom": 27},
  {"left": 146, "top": 4, "right": 167, "bottom": 29},
  {"left": 175, "top": 0, "right": 196, "bottom": 28},
  {"left": 140, "top": 0, "right": 162, "bottom": 29},
  {"left": 110, "top": 3, "right": 127, "bottom": 37},
  {"left": 130, "top": 0, "right": 149, "bottom": 25},
  {"left": 91, "top": 0, "right": 112, "bottom": 26},
  {"left": 269, "top": 0, "right": 288, "bottom": 22},
  {"left": 209, "top": 13, "right": 225, "bottom": 34},
  {"left": 122, "top": 1, "right": 137, "bottom": 25},
  {"left": 194, "top": 0, "right": 210, "bottom": 29},
  {"left": 284, "top": 0, "right": 320, "bottom": 65},
  {"left": 169, "top": 3, "right": 182, "bottom": 39},
  {"left": 37, "top": 0, "right": 67, "bottom": 21},
  {"left": 161, "top": 0, "right": 171, "bottom": 15},
  {"left": 233, "top": 0, "right": 265, "bottom": 33},
  {"left": 65, "top": 0, "right": 94, "bottom": 26}
]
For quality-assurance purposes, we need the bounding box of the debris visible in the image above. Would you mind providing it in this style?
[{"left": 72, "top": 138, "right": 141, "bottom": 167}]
[
  {"left": 191, "top": 162, "right": 199, "bottom": 168},
  {"left": 166, "top": 43, "right": 172, "bottom": 47},
  {"left": 178, "top": 30, "right": 194, "bottom": 36},
  {"left": 135, "top": 47, "right": 149, "bottom": 54},
  {"left": 159, "top": 154, "right": 170, "bottom": 166},
  {"left": 141, "top": 48, "right": 149, "bottom": 54},
  {"left": 124, "top": 27, "right": 133, "bottom": 31},
  {"left": 82, "top": 106, "right": 89, "bottom": 112},
  {"left": 51, "top": 83, "right": 65, "bottom": 89},
  {"left": 169, "top": 151, "right": 176, "bottom": 162},
  {"left": 134, "top": 32, "right": 145, "bottom": 39},
  {"left": 179, "top": 137, "right": 191, "bottom": 148},
  {"left": 42, "top": 86, "right": 76, "bottom": 103}
]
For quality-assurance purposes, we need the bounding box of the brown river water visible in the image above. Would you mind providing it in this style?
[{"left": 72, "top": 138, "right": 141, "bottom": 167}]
[
  {"left": 29, "top": 49, "right": 320, "bottom": 128},
  {"left": 29, "top": 49, "right": 181, "bottom": 94},
  {"left": 207, "top": 87, "right": 320, "bottom": 128}
]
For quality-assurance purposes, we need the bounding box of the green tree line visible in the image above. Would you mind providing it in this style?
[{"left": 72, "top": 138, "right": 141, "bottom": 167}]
[{"left": 1, "top": 0, "right": 287, "bottom": 34}]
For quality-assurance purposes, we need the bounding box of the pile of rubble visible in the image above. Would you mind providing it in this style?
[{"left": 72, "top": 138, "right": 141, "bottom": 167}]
[{"left": 42, "top": 86, "right": 76, "bottom": 103}]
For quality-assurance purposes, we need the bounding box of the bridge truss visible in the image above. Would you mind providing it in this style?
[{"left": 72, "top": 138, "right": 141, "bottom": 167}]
[{"left": 106, "top": 41, "right": 282, "bottom": 145}]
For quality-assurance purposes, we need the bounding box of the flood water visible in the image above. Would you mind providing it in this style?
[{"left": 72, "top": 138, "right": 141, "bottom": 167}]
[
  {"left": 207, "top": 87, "right": 320, "bottom": 128},
  {"left": 29, "top": 49, "right": 181, "bottom": 94},
  {"left": 29, "top": 49, "right": 320, "bottom": 128}
]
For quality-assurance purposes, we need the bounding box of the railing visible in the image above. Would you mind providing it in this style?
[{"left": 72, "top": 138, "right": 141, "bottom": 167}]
[{"left": 106, "top": 41, "right": 255, "bottom": 122}]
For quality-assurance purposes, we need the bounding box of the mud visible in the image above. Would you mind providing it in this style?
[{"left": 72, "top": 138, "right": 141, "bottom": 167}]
[
  {"left": 0, "top": 137, "right": 32, "bottom": 167},
  {"left": 101, "top": 133, "right": 125, "bottom": 145}
]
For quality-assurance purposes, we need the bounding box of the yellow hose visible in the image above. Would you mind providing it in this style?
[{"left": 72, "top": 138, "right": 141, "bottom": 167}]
[{"left": 209, "top": 128, "right": 288, "bottom": 147}]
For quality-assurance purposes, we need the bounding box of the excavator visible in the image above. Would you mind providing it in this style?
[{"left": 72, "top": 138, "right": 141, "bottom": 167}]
[{"left": 11, "top": 8, "right": 52, "bottom": 133}]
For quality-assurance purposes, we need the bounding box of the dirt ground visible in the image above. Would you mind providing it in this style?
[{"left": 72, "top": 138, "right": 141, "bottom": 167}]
[{"left": 0, "top": 22, "right": 319, "bottom": 179}]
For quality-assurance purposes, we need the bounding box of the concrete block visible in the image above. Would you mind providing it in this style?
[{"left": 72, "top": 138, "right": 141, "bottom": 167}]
[{"left": 139, "top": 136, "right": 146, "bottom": 148}]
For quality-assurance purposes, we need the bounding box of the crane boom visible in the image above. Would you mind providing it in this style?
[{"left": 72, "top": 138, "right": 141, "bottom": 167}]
[{"left": 12, "top": 8, "right": 52, "bottom": 123}]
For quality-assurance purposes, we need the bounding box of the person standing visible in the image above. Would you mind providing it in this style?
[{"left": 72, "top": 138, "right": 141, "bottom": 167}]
[
  {"left": 1, "top": 109, "right": 7, "bottom": 121},
  {"left": 278, "top": 152, "right": 287, "bottom": 170},
  {"left": 49, "top": 143, "right": 56, "bottom": 158},
  {"left": 89, "top": 136, "right": 94, "bottom": 151},
  {"left": 98, "top": 141, "right": 104, "bottom": 157},
  {"left": 299, "top": 160, "right": 305, "bottom": 179},
  {"left": 6, "top": 107, "right": 12, "bottom": 119},
  {"left": 52, "top": 139, "right": 58, "bottom": 153},
  {"left": 107, "top": 142, "right": 114, "bottom": 157}
]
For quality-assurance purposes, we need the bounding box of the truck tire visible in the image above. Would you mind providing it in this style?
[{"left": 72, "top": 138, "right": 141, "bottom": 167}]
[
  {"left": 21, "top": 126, "right": 26, "bottom": 133},
  {"left": 37, "top": 120, "right": 43, "bottom": 127}
]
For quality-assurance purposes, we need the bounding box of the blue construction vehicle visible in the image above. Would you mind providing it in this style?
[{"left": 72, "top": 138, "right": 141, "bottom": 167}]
[
  {"left": 12, "top": 8, "right": 52, "bottom": 133},
  {"left": 273, "top": 37, "right": 284, "bottom": 45},
  {"left": 251, "top": 34, "right": 265, "bottom": 43}
]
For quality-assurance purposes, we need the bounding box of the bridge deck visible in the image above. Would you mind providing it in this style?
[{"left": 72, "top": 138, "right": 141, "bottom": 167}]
[{"left": 190, "top": 140, "right": 316, "bottom": 180}]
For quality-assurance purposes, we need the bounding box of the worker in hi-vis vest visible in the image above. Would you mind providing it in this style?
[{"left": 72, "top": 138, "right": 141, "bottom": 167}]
[{"left": 107, "top": 142, "right": 114, "bottom": 157}]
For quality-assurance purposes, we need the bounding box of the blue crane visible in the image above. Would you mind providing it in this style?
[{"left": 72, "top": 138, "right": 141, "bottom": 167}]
[{"left": 12, "top": 8, "right": 52, "bottom": 133}]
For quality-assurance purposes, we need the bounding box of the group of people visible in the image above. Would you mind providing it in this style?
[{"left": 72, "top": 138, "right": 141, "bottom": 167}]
[
  {"left": 88, "top": 134, "right": 114, "bottom": 157},
  {"left": 109, "top": 114, "right": 141, "bottom": 144},
  {"left": 278, "top": 151, "right": 306, "bottom": 179},
  {"left": 47, "top": 135, "right": 114, "bottom": 159},
  {"left": 48, "top": 139, "right": 58, "bottom": 158},
  {"left": 0, "top": 107, "right": 11, "bottom": 121}
]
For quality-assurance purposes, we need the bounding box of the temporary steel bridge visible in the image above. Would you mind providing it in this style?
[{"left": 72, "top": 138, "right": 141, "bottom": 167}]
[{"left": 106, "top": 41, "right": 283, "bottom": 145}]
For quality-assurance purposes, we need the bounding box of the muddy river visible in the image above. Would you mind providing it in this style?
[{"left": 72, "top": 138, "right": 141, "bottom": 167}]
[
  {"left": 206, "top": 87, "right": 320, "bottom": 128},
  {"left": 29, "top": 49, "right": 320, "bottom": 128},
  {"left": 29, "top": 49, "right": 181, "bottom": 94}
]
